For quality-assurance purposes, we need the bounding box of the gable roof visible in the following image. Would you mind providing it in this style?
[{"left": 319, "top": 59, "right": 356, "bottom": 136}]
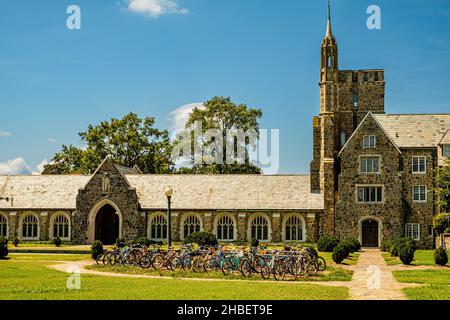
[
  {"left": 374, "top": 114, "right": 450, "bottom": 148},
  {"left": 338, "top": 112, "right": 402, "bottom": 156},
  {"left": 0, "top": 174, "right": 323, "bottom": 211}
]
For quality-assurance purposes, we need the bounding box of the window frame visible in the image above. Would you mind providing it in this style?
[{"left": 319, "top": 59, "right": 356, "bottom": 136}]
[
  {"left": 215, "top": 215, "right": 236, "bottom": 242},
  {"left": 405, "top": 223, "right": 421, "bottom": 241},
  {"left": 359, "top": 155, "right": 381, "bottom": 175},
  {"left": 412, "top": 156, "right": 427, "bottom": 174},
  {"left": 148, "top": 213, "right": 168, "bottom": 241},
  {"left": 443, "top": 145, "right": 450, "bottom": 157},
  {"left": 21, "top": 213, "right": 40, "bottom": 240},
  {"left": 413, "top": 185, "right": 427, "bottom": 203},
  {"left": 51, "top": 213, "right": 71, "bottom": 241},
  {"left": 0, "top": 213, "right": 8, "bottom": 239},
  {"left": 356, "top": 185, "right": 384, "bottom": 204},
  {"left": 363, "top": 135, "right": 376, "bottom": 149}
]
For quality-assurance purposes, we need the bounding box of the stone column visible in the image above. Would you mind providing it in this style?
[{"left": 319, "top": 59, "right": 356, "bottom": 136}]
[
  {"left": 237, "top": 213, "right": 248, "bottom": 241},
  {"left": 271, "top": 213, "right": 282, "bottom": 242},
  {"left": 203, "top": 213, "right": 213, "bottom": 233},
  {"left": 172, "top": 212, "right": 180, "bottom": 241},
  {"left": 9, "top": 212, "right": 18, "bottom": 239},
  {"left": 40, "top": 212, "right": 49, "bottom": 241}
]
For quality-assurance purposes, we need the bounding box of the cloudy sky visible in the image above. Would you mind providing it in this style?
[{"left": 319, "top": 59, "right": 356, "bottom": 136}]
[{"left": 1, "top": 0, "right": 450, "bottom": 174}]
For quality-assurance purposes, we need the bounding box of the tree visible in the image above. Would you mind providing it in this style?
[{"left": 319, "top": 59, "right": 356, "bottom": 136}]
[
  {"left": 174, "top": 96, "right": 263, "bottom": 174},
  {"left": 43, "top": 113, "right": 173, "bottom": 175},
  {"left": 436, "top": 159, "right": 450, "bottom": 213}
]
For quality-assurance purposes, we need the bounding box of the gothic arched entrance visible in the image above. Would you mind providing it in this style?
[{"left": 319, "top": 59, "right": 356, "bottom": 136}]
[
  {"left": 88, "top": 199, "right": 122, "bottom": 244},
  {"left": 95, "top": 204, "right": 119, "bottom": 245}
]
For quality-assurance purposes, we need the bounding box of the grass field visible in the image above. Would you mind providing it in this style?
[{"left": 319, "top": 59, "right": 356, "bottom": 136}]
[
  {"left": 382, "top": 250, "right": 450, "bottom": 266},
  {"left": 0, "top": 254, "right": 349, "bottom": 300},
  {"left": 392, "top": 269, "right": 450, "bottom": 300}
]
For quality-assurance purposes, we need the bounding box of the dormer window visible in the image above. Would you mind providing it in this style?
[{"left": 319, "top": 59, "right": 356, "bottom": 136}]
[
  {"left": 444, "top": 145, "right": 450, "bottom": 157},
  {"left": 363, "top": 135, "right": 376, "bottom": 149}
]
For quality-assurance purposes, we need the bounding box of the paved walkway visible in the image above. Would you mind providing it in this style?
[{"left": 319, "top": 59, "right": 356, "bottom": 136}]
[
  {"left": 348, "top": 249, "right": 408, "bottom": 300},
  {"left": 49, "top": 249, "right": 420, "bottom": 300}
]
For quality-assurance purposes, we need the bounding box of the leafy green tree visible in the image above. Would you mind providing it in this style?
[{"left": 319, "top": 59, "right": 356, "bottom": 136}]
[
  {"left": 43, "top": 113, "right": 173, "bottom": 175},
  {"left": 436, "top": 159, "right": 450, "bottom": 213},
  {"left": 175, "top": 96, "right": 263, "bottom": 174}
]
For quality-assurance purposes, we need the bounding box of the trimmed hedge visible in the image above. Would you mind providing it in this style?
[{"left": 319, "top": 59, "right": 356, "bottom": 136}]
[
  {"left": 342, "top": 237, "right": 361, "bottom": 253},
  {"left": 380, "top": 240, "right": 393, "bottom": 252},
  {"left": 332, "top": 244, "right": 347, "bottom": 264},
  {"left": 250, "top": 239, "right": 260, "bottom": 248},
  {"left": 91, "top": 240, "right": 104, "bottom": 259},
  {"left": 0, "top": 236, "right": 8, "bottom": 259},
  {"left": 53, "top": 237, "right": 62, "bottom": 247},
  {"left": 183, "top": 232, "right": 218, "bottom": 246},
  {"left": 434, "top": 247, "right": 448, "bottom": 266},
  {"left": 317, "top": 236, "right": 340, "bottom": 252}
]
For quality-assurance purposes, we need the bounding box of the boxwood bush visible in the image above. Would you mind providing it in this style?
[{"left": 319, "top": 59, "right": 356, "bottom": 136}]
[
  {"left": 342, "top": 237, "right": 361, "bottom": 253},
  {"left": 332, "top": 244, "right": 347, "bottom": 264},
  {"left": 380, "top": 240, "right": 393, "bottom": 252},
  {"left": 317, "top": 236, "right": 340, "bottom": 252},
  {"left": 434, "top": 247, "right": 448, "bottom": 266},
  {"left": 183, "top": 232, "right": 218, "bottom": 246},
  {"left": 91, "top": 240, "right": 104, "bottom": 259},
  {"left": 0, "top": 236, "right": 8, "bottom": 259},
  {"left": 52, "top": 237, "right": 62, "bottom": 247}
]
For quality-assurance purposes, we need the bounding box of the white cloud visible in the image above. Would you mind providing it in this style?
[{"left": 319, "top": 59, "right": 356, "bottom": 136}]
[
  {"left": 169, "top": 103, "right": 204, "bottom": 132},
  {"left": 34, "top": 159, "right": 50, "bottom": 175},
  {"left": 0, "top": 131, "right": 12, "bottom": 137},
  {"left": 0, "top": 158, "right": 32, "bottom": 175},
  {"left": 48, "top": 138, "right": 57, "bottom": 144},
  {"left": 126, "top": 0, "right": 188, "bottom": 18}
]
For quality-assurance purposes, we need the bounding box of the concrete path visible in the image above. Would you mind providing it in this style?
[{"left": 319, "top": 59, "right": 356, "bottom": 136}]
[{"left": 348, "top": 249, "right": 407, "bottom": 300}]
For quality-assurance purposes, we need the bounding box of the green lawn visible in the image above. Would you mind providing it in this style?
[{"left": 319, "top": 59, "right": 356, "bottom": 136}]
[
  {"left": 393, "top": 269, "right": 450, "bottom": 300},
  {"left": 0, "top": 254, "right": 349, "bottom": 300},
  {"left": 382, "top": 250, "right": 450, "bottom": 266}
]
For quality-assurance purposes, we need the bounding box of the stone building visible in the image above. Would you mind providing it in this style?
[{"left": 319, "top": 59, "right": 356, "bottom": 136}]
[{"left": 0, "top": 6, "right": 449, "bottom": 248}]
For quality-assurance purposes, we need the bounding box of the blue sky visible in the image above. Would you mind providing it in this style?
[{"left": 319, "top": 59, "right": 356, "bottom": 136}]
[{"left": 1, "top": 0, "right": 450, "bottom": 174}]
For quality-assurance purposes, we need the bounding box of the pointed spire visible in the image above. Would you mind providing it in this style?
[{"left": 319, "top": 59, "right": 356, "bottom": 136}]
[{"left": 326, "top": 0, "right": 333, "bottom": 38}]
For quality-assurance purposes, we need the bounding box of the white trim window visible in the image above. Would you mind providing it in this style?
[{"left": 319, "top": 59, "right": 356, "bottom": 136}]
[
  {"left": 21, "top": 213, "right": 39, "bottom": 240},
  {"left": 413, "top": 186, "right": 427, "bottom": 203},
  {"left": 363, "top": 135, "right": 376, "bottom": 148},
  {"left": 357, "top": 186, "right": 383, "bottom": 203},
  {"left": 412, "top": 156, "right": 426, "bottom": 174},
  {"left": 183, "top": 215, "right": 201, "bottom": 238},
  {"left": 250, "top": 215, "right": 269, "bottom": 241},
  {"left": 405, "top": 223, "right": 420, "bottom": 241},
  {"left": 360, "top": 156, "right": 380, "bottom": 174},
  {"left": 0, "top": 214, "right": 8, "bottom": 238},
  {"left": 216, "top": 216, "right": 235, "bottom": 241},
  {"left": 444, "top": 145, "right": 450, "bottom": 157},
  {"left": 284, "top": 215, "right": 304, "bottom": 242},
  {"left": 149, "top": 214, "right": 167, "bottom": 241},
  {"left": 52, "top": 213, "right": 70, "bottom": 240}
]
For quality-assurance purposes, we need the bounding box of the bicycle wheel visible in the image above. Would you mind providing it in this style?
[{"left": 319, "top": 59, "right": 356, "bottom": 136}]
[
  {"left": 222, "top": 258, "right": 236, "bottom": 276},
  {"left": 260, "top": 263, "right": 271, "bottom": 280},
  {"left": 239, "top": 259, "right": 252, "bottom": 277},
  {"left": 169, "top": 256, "right": 183, "bottom": 271},
  {"left": 192, "top": 256, "right": 205, "bottom": 273},
  {"left": 273, "top": 261, "right": 286, "bottom": 281},
  {"left": 139, "top": 255, "right": 152, "bottom": 269},
  {"left": 317, "top": 257, "right": 326, "bottom": 272},
  {"left": 253, "top": 256, "right": 266, "bottom": 273},
  {"left": 151, "top": 254, "right": 164, "bottom": 270},
  {"left": 109, "top": 253, "right": 120, "bottom": 266},
  {"left": 203, "top": 256, "right": 214, "bottom": 273},
  {"left": 96, "top": 253, "right": 105, "bottom": 266}
]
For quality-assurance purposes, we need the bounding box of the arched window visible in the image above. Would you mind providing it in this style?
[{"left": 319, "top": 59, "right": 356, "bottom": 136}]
[
  {"left": 21, "top": 213, "right": 39, "bottom": 240},
  {"left": 183, "top": 215, "right": 201, "bottom": 239},
  {"left": 250, "top": 215, "right": 270, "bottom": 241},
  {"left": 52, "top": 213, "right": 70, "bottom": 240},
  {"left": 216, "top": 215, "right": 235, "bottom": 241},
  {"left": 0, "top": 214, "right": 8, "bottom": 238},
  {"left": 149, "top": 214, "right": 167, "bottom": 241},
  {"left": 284, "top": 215, "right": 305, "bottom": 242}
]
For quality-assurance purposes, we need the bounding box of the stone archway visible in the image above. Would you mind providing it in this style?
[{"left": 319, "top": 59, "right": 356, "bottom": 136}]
[
  {"left": 88, "top": 199, "right": 122, "bottom": 244},
  {"left": 359, "top": 217, "right": 382, "bottom": 248}
]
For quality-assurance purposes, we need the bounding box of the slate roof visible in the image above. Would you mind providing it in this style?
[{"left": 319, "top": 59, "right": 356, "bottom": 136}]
[
  {"left": 0, "top": 174, "right": 323, "bottom": 211},
  {"left": 374, "top": 114, "right": 450, "bottom": 148}
]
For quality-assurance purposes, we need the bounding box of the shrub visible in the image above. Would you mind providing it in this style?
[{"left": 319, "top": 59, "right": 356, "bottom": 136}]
[
  {"left": 250, "top": 238, "right": 260, "bottom": 248},
  {"left": 0, "top": 236, "right": 8, "bottom": 259},
  {"left": 12, "top": 237, "right": 20, "bottom": 247},
  {"left": 317, "top": 236, "right": 340, "bottom": 252},
  {"left": 390, "top": 239, "right": 401, "bottom": 257},
  {"left": 342, "top": 237, "right": 361, "bottom": 253},
  {"left": 398, "top": 245, "right": 415, "bottom": 265},
  {"left": 52, "top": 237, "right": 62, "bottom": 247},
  {"left": 135, "top": 237, "right": 151, "bottom": 247},
  {"left": 115, "top": 238, "right": 126, "bottom": 248},
  {"left": 433, "top": 214, "right": 450, "bottom": 234},
  {"left": 434, "top": 247, "right": 448, "bottom": 266},
  {"left": 183, "top": 232, "right": 218, "bottom": 246},
  {"left": 380, "top": 240, "right": 393, "bottom": 252},
  {"left": 231, "top": 240, "right": 248, "bottom": 246},
  {"left": 332, "top": 244, "right": 347, "bottom": 264},
  {"left": 91, "top": 240, "right": 104, "bottom": 259}
]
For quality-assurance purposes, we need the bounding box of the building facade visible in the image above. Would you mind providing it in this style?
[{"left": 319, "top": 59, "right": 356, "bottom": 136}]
[{"left": 0, "top": 8, "right": 449, "bottom": 248}]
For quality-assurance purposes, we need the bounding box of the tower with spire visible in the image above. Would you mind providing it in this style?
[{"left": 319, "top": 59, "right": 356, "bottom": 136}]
[{"left": 310, "top": 0, "right": 386, "bottom": 237}]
